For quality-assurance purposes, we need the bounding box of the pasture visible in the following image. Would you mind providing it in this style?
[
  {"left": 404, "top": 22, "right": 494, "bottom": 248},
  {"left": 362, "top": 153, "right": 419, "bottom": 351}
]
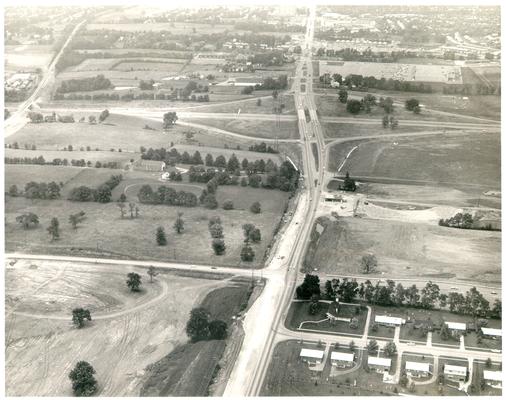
[
  {"left": 303, "top": 216, "right": 500, "bottom": 284},
  {"left": 5, "top": 44, "right": 54, "bottom": 71},
  {"left": 5, "top": 165, "right": 83, "bottom": 190},
  {"left": 5, "top": 174, "right": 290, "bottom": 267},
  {"left": 328, "top": 132, "right": 501, "bottom": 189},
  {"left": 5, "top": 258, "right": 226, "bottom": 396}
]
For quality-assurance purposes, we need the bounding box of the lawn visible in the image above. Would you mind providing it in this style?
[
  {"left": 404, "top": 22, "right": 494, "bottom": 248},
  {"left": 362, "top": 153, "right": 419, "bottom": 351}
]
[
  {"left": 182, "top": 118, "right": 300, "bottom": 140},
  {"left": 4, "top": 165, "right": 83, "bottom": 191},
  {"left": 285, "top": 301, "right": 367, "bottom": 336},
  {"left": 5, "top": 179, "right": 290, "bottom": 268},
  {"left": 5, "top": 258, "right": 227, "bottom": 396},
  {"left": 327, "top": 132, "right": 501, "bottom": 189},
  {"left": 261, "top": 341, "right": 397, "bottom": 396},
  {"left": 302, "top": 216, "right": 501, "bottom": 285}
]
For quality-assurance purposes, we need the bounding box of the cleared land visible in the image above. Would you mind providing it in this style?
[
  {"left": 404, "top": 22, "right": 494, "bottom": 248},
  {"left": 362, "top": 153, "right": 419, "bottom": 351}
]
[
  {"left": 322, "top": 122, "right": 446, "bottom": 139},
  {"left": 303, "top": 216, "right": 500, "bottom": 284},
  {"left": 328, "top": 133, "right": 501, "bottom": 189},
  {"left": 5, "top": 258, "right": 228, "bottom": 396},
  {"left": 5, "top": 169, "right": 290, "bottom": 267},
  {"left": 184, "top": 118, "right": 299, "bottom": 140}
]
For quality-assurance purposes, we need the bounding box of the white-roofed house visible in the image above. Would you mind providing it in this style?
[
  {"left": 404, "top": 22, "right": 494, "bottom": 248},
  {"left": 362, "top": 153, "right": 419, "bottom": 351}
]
[
  {"left": 300, "top": 348, "right": 324, "bottom": 365},
  {"left": 405, "top": 361, "right": 432, "bottom": 378},
  {"left": 330, "top": 351, "right": 354, "bottom": 368},
  {"left": 445, "top": 321, "right": 467, "bottom": 335},
  {"left": 444, "top": 364, "right": 468, "bottom": 382},
  {"left": 481, "top": 327, "right": 502, "bottom": 339},
  {"left": 483, "top": 370, "right": 502, "bottom": 389},
  {"left": 368, "top": 356, "right": 391, "bottom": 373},
  {"left": 375, "top": 315, "right": 406, "bottom": 327}
]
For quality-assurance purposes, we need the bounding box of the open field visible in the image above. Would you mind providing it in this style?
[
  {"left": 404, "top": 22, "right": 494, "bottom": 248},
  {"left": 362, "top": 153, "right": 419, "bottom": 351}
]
[
  {"left": 469, "top": 65, "right": 501, "bottom": 87},
  {"left": 56, "top": 69, "right": 185, "bottom": 87},
  {"left": 321, "top": 122, "right": 446, "bottom": 139},
  {"left": 5, "top": 44, "right": 54, "bottom": 71},
  {"left": 139, "top": 278, "right": 251, "bottom": 396},
  {"left": 184, "top": 118, "right": 299, "bottom": 140},
  {"left": 261, "top": 341, "right": 397, "bottom": 396},
  {"left": 5, "top": 165, "right": 83, "bottom": 190},
  {"left": 303, "top": 216, "right": 500, "bottom": 284},
  {"left": 185, "top": 94, "right": 296, "bottom": 115},
  {"left": 328, "top": 132, "right": 501, "bottom": 189},
  {"left": 5, "top": 173, "right": 290, "bottom": 267},
  {"left": 5, "top": 258, "right": 228, "bottom": 396}
]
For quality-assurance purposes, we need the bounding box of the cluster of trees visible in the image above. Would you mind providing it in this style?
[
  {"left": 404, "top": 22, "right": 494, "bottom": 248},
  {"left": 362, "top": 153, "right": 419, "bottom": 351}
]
[
  {"left": 339, "top": 172, "right": 356, "bottom": 192},
  {"left": 137, "top": 185, "right": 198, "bottom": 207},
  {"left": 255, "top": 75, "right": 288, "bottom": 90},
  {"left": 316, "top": 48, "right": 421, "bottom": 63},
  {"left": 438, "top": 212, "right": 474, "bottom": 229},
  {"left": 22, "top": 181, "right": 61, "bottom": 199},
  {"left": 185, "top": 307, "right": 228, "bottom": 342},
  {"left": 53, "top": 90, "right": 192, "bottom": 102},
  {"left": 248, "top": 142, "right": 279, "bottom": 154},
  {"left": 162, "top": 112, "right": 178, "bottom": 129},
  {"left": 208, "top": 216, "right": 226, "bottom": 255},
  {"left": 345, "top": 94, "right": 378, "bottom": 114},
  {"left": 405, "top": 98, "right": 421, "bottom": 113},
  {"left": 117, "top": 201, "right": 140, "bottom": 219},
  {"left": 56, "top": 74, "right": 113, "bottom": 93},
  {"left": 68, "top": 174, "right": 123, "bottom": 203},
  {"left": 69, "top": 361, "right": 97, "bottom": 397}
]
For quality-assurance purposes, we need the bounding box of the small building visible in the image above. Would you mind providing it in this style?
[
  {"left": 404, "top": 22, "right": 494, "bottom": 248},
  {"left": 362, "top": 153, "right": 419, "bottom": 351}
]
[
  {"left": 483, "top": 370, "right": 502, "bottom": 389},
  {"left": 481, "top": 328, "right": 502, "bottom": 338},
  {"left": 330, "top": 351, "right": 354, "bottom": 368},
  {"left": 368, "top": 356, "right": 391, "bottom": 373},
  {"left": 375, "top": 315, "right": 405, "bottom": 327},
  {"left": 444, "top": 364, "right": 467, "bottom": 382},
  {"left": 405, "top": 361, "right": 431, "bottom": 378},
  {"left": 445, "top": 322, "right": 467, "bottom": 333},
  {"left": 133, "top": 159, "right": 166, "bottom": 172},
  {"left": 299, "top": 348, "right": 324, "bottom": 365}
]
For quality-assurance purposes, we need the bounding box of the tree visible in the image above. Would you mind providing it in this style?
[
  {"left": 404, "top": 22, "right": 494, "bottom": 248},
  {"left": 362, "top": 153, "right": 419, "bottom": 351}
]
[
  {"left": 209, "top": 223, "right": 224, "bottom": 238},
  {"left": 349, "top": 340, "right": 356, "bottom": 352},
  {"left": 420, "top": 281, "right": 440, "bottom": 309},
  {"left": 147, "top": 266, "right": 158, "bottom": 283},
  {"left": 119, "top": 193, "right": 127, "bottom": 203},
  {"left": 126, "top": 272, "right": 142, "bottom": 292},
  {"left": 440, "top": 322, "right": 451, "bottom": 340},
  {"left": 69, "top": 361, "right": 97, "bottom": 397},
  {"left": 209, "top": 320, "right": 228, "bottom": 339},
  {"left": 72, "top": 308, "right": 92, "bottom": 328},
  {"left": 309, "top": 294, "right": 321, "bottom": 315},
  {"left": 94, "top": 184, "right": 112, "bottom": 203},
  {"left": 214, "top": 155, "right": 227, "bottom": 168},
  {"left": 367, "top": 339, "right": 378, "bottom": 354},
  {"left": 8, "top": 184, "right": 19, "bottom": 197},
  {"left": 173, "top": 212, "right": 184, "bottom": 234},
  {"left": 88, "top": 115, "right": 96, "bottom": 124},
  {"left": 341, "top": 172, "right": 356, "bottom": 191},
  {"left": 338, "top": 89, "right": 348, "bottom": 103},
  {"left": 117, "top": 202, "right": 126, "bottom": 219},
  {"left": 227, "top": 154, "right": 240, "bottom": 172},
  {"left": 212, "top": 238, "right": 226, "bottom": 255},
  {"left": 382, "top": 114, "right": 389, "bottom": 128},
  {"left": 485, "top": 357, "right": 492, "bottom": 368},
  {"left": 203, "top": 193, "right": 218, "bottom": 209},
  {"left": 296, "top": 274, "right": 321, "bottom": 299},
  {"left": 249, "top": 228, "right": 261, "bottom": 243},
  {"left": 405, "top": 98, "right": 420, "bottom": 112},
  {"left": 361, "top": 254, "right": 377, "bottom": 274},
  {"left": 128, "top": 202, "right": 137, "bottom": 219},
  {"left": 16, "top": 212, "right": 39, "bottom": 229},
  {"left": 241, "top": 244, "right": 255, "bottom": 262},
  {"left": 186, "top": 307, "right": 210, "bottom": 341},
  {"left": 163, "top": 112, "right": 178, "bottom": 129},
  {"left": 383, "top": 341, "right": 397, "bottom": 357},
  {"left": 47, "top": 217, "right": 60, "bottom": 241},
  {"left": 223, "top": 200, "right": 234, "bottom": 210},
  {"left": 256, "top": 98, "right": 262, "bottom": 106},
  {"left": 346, "top": 99, "right": 362, "bottom": 114},
  {"left": 205, "top": 153, "right": 214, "bottom": 166},
  {"left": 242, "top": 223, "right": 255, "bottom": 242},
  {"left": 250, "top": 201, "right": 261, "bottom": 214},
  {"left": 98, "top": 109, "right": 110, "bottom": 123},
  {"left": 156, "top": 227, "right": 167, "bottom": 246},
  {"left": 490, "top": 299, "right": 501, "bottom": 319},
  {"left": 69, "top": 211, "right": 86, "bottom": 230}
]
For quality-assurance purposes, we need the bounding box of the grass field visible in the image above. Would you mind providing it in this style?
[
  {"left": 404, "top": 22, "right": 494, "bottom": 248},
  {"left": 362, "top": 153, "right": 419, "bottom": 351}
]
[
  {"left": 5, "top": 44, "right": 54, "bottom": 71},
  {"left": 5, "top": 258, "right": 227, "bottom": 396},
  {"left": 140, "top": 279, "right": 251, "bottom": 396},
  {"left": 5, "top": 173, "right": 290, "bottom": 267},
  {"left": 261, "top": 341, "right": 396, "bottom": 396},
  {"left": 4, "top": 165, "right": 84, "bottom": 190},
  {"left": 328, "top": 132, "right": 501, "bottom": 189},
  {"left": 322, "top": 122, "right": 448, "bottom": 139},
  {"left": 303, "top": 216, "right": 500, "bottom": 284},
  {"left": 184, "top": 118, "right": 299, "bottom": 140}
]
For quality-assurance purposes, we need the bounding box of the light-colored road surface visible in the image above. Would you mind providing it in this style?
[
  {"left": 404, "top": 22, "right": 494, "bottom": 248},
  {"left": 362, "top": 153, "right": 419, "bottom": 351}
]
[{"left": 4, "top": 20, "right": 86, "bottom": 137}]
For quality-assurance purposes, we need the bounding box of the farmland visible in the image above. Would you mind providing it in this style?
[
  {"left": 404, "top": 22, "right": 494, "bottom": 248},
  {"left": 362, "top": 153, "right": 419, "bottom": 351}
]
[
  {"left": 5, "top": 44, "right": 54, "bottom": 72},
  {"left": 5, "top": 257, "right": 237, "bottom": 396},
  {"left": 327, "top": 132, "right": 501, "bottom": 190},
  {"left": 5, "top": 167, "right": 290, "bottom": 267},
  {"left": 302, "top": 216, "right": 500, "bottom": 284}
]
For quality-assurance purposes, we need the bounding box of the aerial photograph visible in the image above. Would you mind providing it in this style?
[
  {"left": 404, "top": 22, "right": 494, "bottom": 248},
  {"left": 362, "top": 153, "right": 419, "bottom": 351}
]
[{"left": 3, "top": 2, "right": 502, "bottom": 397}]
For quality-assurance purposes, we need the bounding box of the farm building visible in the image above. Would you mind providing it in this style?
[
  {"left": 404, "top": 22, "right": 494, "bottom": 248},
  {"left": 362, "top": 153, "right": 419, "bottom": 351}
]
[
  {"left": 330, "top": 351, "right": 354, "bottom": 368},
  {"left": 481, "top": 327, "right": 502, "bottom": 338},
  {"left": 299, "top": 348, "right": 324, "bottom": 365},
  {"left": 445, "top": 322, "right": 467, "bottom": 333},
  {"left": 405, "top": 361, "right": 431, "bottom": 378},
  {"left": 368, "top": 356, "right": 391, "bottom": 373},
  {"left": 133, "top": 159, "right": 166, "bottom": 172},
  {"left": 375, "top": 315, "right": 405, "bottom": 327},
  {"left": 444, "top": 364, "right": 467, "bottom": 382},
  {"left": 483, "top": 370, "right": 502, "bottom": 389}
]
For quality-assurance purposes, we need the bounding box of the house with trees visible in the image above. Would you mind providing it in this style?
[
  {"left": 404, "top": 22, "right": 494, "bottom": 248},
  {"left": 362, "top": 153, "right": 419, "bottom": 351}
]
[
  {"left": 368, "top": 356, "right": 391, "bottom": 373},
  {"left": 299, "top": 348, "right": 324, "bottom": 366},
  {"left": 330, "top": 351, "right": 354, "bottom": 368}
]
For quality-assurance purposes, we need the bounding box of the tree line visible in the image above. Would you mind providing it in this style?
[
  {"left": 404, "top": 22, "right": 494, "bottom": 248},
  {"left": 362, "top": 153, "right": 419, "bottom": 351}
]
[
  {"left": 56, "top": 74, "right": 113, "bottom": 94},
  {"left": 68, "top": 174, "right": 123, "bottom": 203},
  {"left": 138, "top": 185, "right": 198, "bottom": 207},
  {"left": 296, "top": 274, "right": 501, "bottom": 319},
  {"left": 5, "top": 156, "right": 120, "bottom": 169},
  {"left": 439, "top": 212, "right": 499, "bottom": 231}
]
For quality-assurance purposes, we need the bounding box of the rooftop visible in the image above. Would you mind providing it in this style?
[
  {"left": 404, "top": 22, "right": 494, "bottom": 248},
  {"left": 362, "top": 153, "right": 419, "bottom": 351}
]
[
  {"left": 445, "top": 322, "right": 467, "bottom": 331},
  {"left": 444, "top": 364, "right": 467, "bottom": 376},
  {"left": 368, "top": 356, "right": 391, "bottom": 367},
  {"left": 299, "top": 348, "right": 324, "bottom": 360},
  {"left": 375, "top": 315, "right": 405, "bottom": 325},
  {"left": 330, "top": 352, "right": 354, "bottom": 362},
  {"left": 484, "top": 370, "right": 502, "bottom": 381},
  {"left": 481, "top": 327, "right": 502, "bottom": 337},
  {"left": 406, "top": 361, "right": 431, "bottom": 372}
]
